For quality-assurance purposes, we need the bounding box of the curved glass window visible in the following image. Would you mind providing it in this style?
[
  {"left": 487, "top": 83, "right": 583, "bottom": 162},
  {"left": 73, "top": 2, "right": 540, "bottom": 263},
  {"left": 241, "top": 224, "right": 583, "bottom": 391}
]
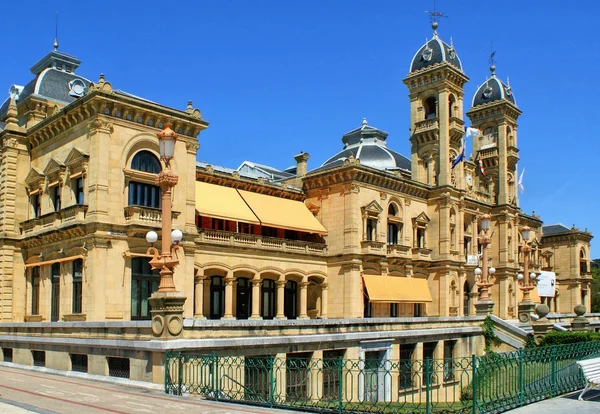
[{"left": 131, "top": 151, "right": 161, "bottom": 173}]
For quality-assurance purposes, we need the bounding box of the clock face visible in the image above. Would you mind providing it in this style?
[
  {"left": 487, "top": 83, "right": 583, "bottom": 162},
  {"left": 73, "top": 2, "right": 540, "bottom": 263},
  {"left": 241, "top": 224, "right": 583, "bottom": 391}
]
[{"left": 466, "top": 173, "right": 473, "bottom": 186}]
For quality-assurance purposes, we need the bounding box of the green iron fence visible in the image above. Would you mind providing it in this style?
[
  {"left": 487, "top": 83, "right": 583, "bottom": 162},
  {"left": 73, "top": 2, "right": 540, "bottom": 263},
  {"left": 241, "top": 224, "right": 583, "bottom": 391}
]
[{"left": 165, "top": 341, "right": 600, "bottom": 414}]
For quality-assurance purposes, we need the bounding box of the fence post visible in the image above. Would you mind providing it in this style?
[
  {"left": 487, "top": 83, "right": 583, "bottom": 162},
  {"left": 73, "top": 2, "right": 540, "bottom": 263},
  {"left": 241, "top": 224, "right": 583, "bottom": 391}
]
[
  {"left": 472, "top": 355, "right": 477, "bottom": 414},
  {"left": 518, "top": 348, "right": 524, "bottom": 405},
  {"left": 551, "top": 346, "right": 557, "bottom": 396},
  {"left": 269, "top": 355, "right": 276, "bottom": 408},
  {"left": 164, "top": 350, "right": 170, "bottom": 394},
  {"left": 425, "top": 359, "right": 432, "bottom": 414},
  {"left": 337, "top": 356, "right": 343, "bottom": 414},
  {"left": 178, "top": 354, "right": 184, "bottom": 396}
]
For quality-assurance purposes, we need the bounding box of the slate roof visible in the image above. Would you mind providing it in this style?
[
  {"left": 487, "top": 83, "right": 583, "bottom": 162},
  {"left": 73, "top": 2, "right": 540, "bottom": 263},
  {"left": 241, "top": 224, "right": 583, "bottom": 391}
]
[
  {"left": 318, "top": 120, "right": 411, "bottom": 173},
  {"left": 542, "top": 224, "right": 571, "bottom": 236},
  {"left": 410, "top": 35, "right": 462, "bottom": 73},
  {"left": 472, "top": 75, "right": 516, "bottom": 107}
]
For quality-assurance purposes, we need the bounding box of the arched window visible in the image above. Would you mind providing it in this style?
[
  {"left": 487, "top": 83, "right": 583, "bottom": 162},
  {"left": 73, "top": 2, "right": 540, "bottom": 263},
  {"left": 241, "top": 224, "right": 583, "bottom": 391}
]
[
  {"left": 131, "top": 257, "right": 159, "bottom": 320},
  {"left": 463, "top": 281, "right": 470, "bottom": 316},
  {"left": 236, "top": 278, "right": 252, "bottom": 320},
  {"left": 210, "top": 276, "right": 225, "bottom": 319},
  {"left": 580, "top": 249, "right": 588, "bottom": 274},
  {"left": 51, "top": 263, "right": 61, "bottom": 322},
  {"left": 262, "top": 279, "right": 276, "bottom": 320},
  {"left": 387, "top": 203, "right": 403, "bottom": 245},
  {"left": 284, "top": 280, "right": 298, "bottom": 319},
  {"left": 131, "top": 151, "right": 161, "bottom": 173},
  {"left": 72, "top": 259, "right": 83, "bottom": 314},
  {"left": 424, "top": 96, "right": 437, "bottom": 119},
  {"left": 448, "top": 94, "right": 456, "bottom": 118},
  {"left": 128, "top": 151, "right": 161, "bottom": 208}
]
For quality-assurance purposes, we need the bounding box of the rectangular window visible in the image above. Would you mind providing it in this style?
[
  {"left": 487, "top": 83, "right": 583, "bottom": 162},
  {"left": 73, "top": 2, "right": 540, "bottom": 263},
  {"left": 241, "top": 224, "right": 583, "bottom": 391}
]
[
  {"left": 239, "top": 222, "right": 254, "bottom": 234},
  {"left": 322, "top": 350, "right": 345, "bottom": 401},
  {"left": 72, "top": 259, "right": 83, "bottom": 314},
  {"left": 464, "top": 236, "right": 471, "bottom": 258},
  {"left": 128, "top": 182, "right": 161, "bottom": 208},
  {"left": 363, "top": 295, "right": 372, "bottom": 318},
  {"left": 366, "top": 218, "right": 377, "bottom": 241},
  {"left": 70, "top": 354, "right": 88, "bottom": 373},
  {"left": 244, "top": 356, "right": 271, "bottom": 401},
  {"left": 31, "top": 267, "right": 40, "bottom": 315},
  {"left": 51, "top": 263, "right": 61, "bottom": 322},
  {"left": 131, "top": 258, "right": 159, "bottom": 320},
  {"left": 74, "top": 177, "right": 85, "bottom": 205},
  {"left": 399, "top": 344, "right": 415, "bottom": 389},
  {"left": 387, "top": 223, "right": 398, "bottom": 245},
  {"left": 443, "top": 340, "right": 456, "bottom": 381},
  {"left": 31, "top": 194, "right": 41, "bottom": 218},
  {"left": 413, "top": 303, "right": 422, "bottom": 317},
  {"left": 390, "top": 303, "right": 398, "bottom": 317},
  {"left": 423, "top": 342, "right": 437, "bottom": 384},
  {"left": 2, "top": 348, "right": 13, "bottom": 363},
  {"left": 107, "top": 357, "right": 130, "bottom": 379},
  {"left": 417, "top": 228, "right": 426, "bottom": 248},
  {"left": 52, "top": 185, "right": 61, "bottom": 212},
  {"left": 286, "top": 353, "right": 311, "bottom": 402},
  {"left": 32, "top": 350, "right": 45, "bottom": 367}
]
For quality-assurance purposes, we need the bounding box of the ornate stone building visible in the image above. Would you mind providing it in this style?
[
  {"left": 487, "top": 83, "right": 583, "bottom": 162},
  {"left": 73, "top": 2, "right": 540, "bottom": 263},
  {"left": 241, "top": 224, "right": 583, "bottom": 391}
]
[{"left": 0, "top": 22, "right": 593, "bottom": 384}]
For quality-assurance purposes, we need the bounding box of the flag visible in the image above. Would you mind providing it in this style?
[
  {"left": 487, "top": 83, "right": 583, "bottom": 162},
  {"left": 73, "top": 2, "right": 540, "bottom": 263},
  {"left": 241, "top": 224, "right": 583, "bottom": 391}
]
[
  {"left": 477, "top": 153, "right": 486, "bottom": 176},
  {"left": 451, "top": 135, "right": 465, "bottom": 169},
  {"left": 518, "top": 168, "right": 525, "bottom": 193},
  {"left": 466, "top": 127, "right": 481, "bottom": 139}
]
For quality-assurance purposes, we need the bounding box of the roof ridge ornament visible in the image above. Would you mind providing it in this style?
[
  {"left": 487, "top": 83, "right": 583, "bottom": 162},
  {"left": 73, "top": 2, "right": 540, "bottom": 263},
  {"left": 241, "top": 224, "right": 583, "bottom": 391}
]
[
  {"left": 53, "top": 12, "right": 59, "bottom": 51},
  {"left": 489, "top": 42, "right": 496, "bottom": 76},
  {"left": 425, "top": 0, "right": 447, "bottom": 36},
  {"left": 361, "top": 117, "right": 368, "bottom": 129}
]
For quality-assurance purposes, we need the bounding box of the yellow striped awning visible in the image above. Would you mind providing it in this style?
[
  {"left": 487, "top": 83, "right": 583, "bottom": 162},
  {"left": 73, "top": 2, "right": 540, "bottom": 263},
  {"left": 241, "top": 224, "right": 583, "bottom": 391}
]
[
  {"left": 237, "top": 190, "right": 327, "bottom": 235},
  {"left": 195, "top": 182, "right": 260, "bottom": 224},
  {"left": 363, "top": 275, "right": 433, "bottom": 303}
]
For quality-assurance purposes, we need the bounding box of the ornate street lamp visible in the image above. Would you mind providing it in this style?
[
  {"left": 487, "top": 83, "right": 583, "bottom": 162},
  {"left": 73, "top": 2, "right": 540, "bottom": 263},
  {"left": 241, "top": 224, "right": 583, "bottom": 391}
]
[
  {"left": 145, "top": 124, "right": 187, "bottom": 337},
  {"left": 517, "top": 225, "right": 537, "bottom": 322},
  {"left": 474, "top": 213, "right": 495, "bottom": 315}
]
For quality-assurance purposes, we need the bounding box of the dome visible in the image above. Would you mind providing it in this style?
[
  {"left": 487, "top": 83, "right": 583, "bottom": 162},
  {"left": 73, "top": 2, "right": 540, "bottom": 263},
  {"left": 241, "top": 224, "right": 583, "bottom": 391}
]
[
  {"left": 319, "top": 119, "right": 411, "bottom": 172},
  {"left": 472, "top": 73, "right": 516, "bottom": 107},
  {"left": 409, "top": 34, "right": 462, "bottom": 73}
]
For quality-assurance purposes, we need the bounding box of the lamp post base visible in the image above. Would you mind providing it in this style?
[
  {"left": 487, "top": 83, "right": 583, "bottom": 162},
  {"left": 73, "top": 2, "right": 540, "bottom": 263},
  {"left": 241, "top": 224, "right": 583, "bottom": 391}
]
[
  {"left": 148, "top": 292, "right": 187, "bottom": 338},
  {"left": 474, "top": 300, "right": 495, "bottom": 316},
  {"left": 517, "top": 301, "right": 536, "bottom": 323}
]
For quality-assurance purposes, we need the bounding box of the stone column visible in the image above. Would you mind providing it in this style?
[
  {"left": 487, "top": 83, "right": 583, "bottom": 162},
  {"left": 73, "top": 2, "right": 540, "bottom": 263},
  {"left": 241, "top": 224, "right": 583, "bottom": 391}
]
[
  {"left": 275, "top": 278, "right": 286, "bottom": 319},
  {"left": 299, "top": 278, "right": 309, "bottom": 319},
  {"left": 321, "top": 283, "right": 329, "bottom": 319},
  {"left": 438, "top": 90, "right": 450, "bottom": 186},
  {"left": 250, "top": 277, "right": 262, "bottom": 319},
  {"left": 497, "top": 122, "right": 509, "bottom": 205},
  {"left": 223, "top": 273, "right": 234, "bottom": 319},
  {"left": 194, "top": 273, "right": 205, "bottom": 319}
]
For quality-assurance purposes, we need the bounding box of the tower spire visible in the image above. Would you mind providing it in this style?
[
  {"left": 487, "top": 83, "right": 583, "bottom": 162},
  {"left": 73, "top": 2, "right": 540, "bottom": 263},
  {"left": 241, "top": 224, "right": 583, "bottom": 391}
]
[
  {"left": 53, "top": 12, "right": 59, "bottom": 51},
  {"left": 489, "top": 42, "right": 496, "bottom": 75}
]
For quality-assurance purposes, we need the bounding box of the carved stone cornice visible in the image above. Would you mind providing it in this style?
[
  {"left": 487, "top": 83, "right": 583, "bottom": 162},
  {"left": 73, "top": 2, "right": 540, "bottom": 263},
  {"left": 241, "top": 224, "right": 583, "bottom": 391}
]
[
  {"left": 466, "top": 100, "right": 522, "bottom": 123},
  {"left": 88, "top": 117, "right": 114, "bottom": 135}
]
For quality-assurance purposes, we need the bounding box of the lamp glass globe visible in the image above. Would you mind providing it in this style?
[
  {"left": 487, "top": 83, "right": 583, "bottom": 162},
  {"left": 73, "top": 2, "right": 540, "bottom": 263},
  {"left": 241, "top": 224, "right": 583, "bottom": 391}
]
[
  {"left": 146, "top": 231, "right": 158, "bottom": 244},
  {"left": 474, "top": 267, "right": 482, "bottom": 276},
  {"left": 530, "top": 272, "right": 536, "bottom": 279},
  {"left": 171, "top": 229, "right": 183, "bottom": 243},
  {"left": 489, "top": 267, "right": 496, "bottom": 275},
  {"left": 517, "top": 273, "right": 523, "bottom": 280}
]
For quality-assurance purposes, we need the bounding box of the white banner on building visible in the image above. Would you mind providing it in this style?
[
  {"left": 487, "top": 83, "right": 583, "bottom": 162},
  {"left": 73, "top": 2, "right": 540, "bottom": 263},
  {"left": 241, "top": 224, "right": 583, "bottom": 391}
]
[
  {"left": 537, "top": 271, "right": 556, "bottom": 297},
  {"left": 467, "top": 255, "right": 479, "bottom": 266}
]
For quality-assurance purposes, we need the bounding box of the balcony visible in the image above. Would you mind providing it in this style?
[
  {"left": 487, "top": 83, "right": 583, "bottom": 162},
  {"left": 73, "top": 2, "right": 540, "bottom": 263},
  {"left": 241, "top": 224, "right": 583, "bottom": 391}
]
[
  {"left": 197, "top": 229, "right": 327, "bottom": 256},
  {"left": 124, "top": 206, "right": 180, "bottom": 227},
  {"left": 449, "top": 117, "right": 465, "bottom": 141},
  {"left": 387, "top": 244, "right": 411, "bottom": 258},
  {"left": 21, "top": 205, "right": 88, "bottom": 236},
  {"left": 360, "top": 240, "right": 386, "bottom": 255},
  {"left": 507, "top": 145, "right": 519, "bottom": 168},
  {"left": 412, "top": 118, "right": 439, "bottom": 144},
  {"left": 412, "top": 247, "right": 432, "bottom": 261}
]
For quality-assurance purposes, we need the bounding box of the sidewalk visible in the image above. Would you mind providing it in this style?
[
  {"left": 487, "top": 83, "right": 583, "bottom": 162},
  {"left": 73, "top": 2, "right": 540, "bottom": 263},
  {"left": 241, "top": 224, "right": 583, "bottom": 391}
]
[{"left": 508, "top": 389, "right": 600, "bottom": 413}]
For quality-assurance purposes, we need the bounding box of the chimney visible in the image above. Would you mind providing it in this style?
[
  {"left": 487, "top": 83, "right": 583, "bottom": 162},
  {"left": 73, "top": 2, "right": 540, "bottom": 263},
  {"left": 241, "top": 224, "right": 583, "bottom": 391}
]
[{"left": 294, "top": 152, "right": 310, "bottom": 178}]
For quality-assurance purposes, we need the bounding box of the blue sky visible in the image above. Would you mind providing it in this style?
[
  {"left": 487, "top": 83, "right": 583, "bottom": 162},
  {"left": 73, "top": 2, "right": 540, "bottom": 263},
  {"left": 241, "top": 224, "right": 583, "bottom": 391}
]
[{"left": 2, "top": 1, "right": 598, "bottom": 256}]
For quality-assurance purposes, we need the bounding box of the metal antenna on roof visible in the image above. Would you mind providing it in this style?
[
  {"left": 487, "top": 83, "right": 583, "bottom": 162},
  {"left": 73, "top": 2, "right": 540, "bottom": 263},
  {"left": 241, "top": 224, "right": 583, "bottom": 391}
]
[
  {"left": 489, "top": 42, "right": 496, "bottom": 75},
  {"left": 53, "top": 12, "right": 59, "bottom": 51},
  {"left": 425, "top": 0, "right": 448, "bottom": 35}
]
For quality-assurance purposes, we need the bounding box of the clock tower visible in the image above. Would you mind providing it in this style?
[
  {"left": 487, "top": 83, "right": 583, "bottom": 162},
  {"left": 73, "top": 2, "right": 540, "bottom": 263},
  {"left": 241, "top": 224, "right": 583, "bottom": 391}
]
[
  {"left": 466, "top": 65, "right": 521, "bottom": 206},
  {"left": 403, "top": 22, "right": 469, "bottom": 189}
]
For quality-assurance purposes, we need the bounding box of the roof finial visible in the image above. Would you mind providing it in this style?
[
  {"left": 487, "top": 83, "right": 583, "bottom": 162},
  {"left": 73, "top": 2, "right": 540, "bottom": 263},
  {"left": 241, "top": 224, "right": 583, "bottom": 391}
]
[
  {"left": 362, "top": 117, "right": 368, "bottom": 128},
  {"left": 450, "top": 36, "right": 454, "bottom": 48},
  {"left": 53, "top": 12, "right": 59, "bottom": 51},
  {"left": 425, "top": 0, "right": 447, "bottom": 36},
  {"left": 489, "top": 41, "right": 496, "bottom": 75},
  {"left": 506, "top": 76, "right": 511, "bottom": 86}
]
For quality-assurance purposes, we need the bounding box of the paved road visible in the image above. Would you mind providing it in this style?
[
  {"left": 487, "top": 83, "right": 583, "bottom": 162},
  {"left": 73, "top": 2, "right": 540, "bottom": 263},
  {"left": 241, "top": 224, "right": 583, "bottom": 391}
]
[
  {"left": 0, "top": 365, "right": 303, "bottom": 414},
  {"left": 508, "top": 389, "right": 600, "bottom": 413}
]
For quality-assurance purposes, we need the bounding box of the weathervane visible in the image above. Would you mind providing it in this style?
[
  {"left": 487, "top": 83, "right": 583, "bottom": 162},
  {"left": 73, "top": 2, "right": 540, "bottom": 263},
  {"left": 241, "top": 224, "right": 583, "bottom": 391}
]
[
  {"left": 489, "top": 42, "right": 496, "bottom": 74},
  {"left": 425, "top": 0, "right": 448, "bottom": 34}
]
